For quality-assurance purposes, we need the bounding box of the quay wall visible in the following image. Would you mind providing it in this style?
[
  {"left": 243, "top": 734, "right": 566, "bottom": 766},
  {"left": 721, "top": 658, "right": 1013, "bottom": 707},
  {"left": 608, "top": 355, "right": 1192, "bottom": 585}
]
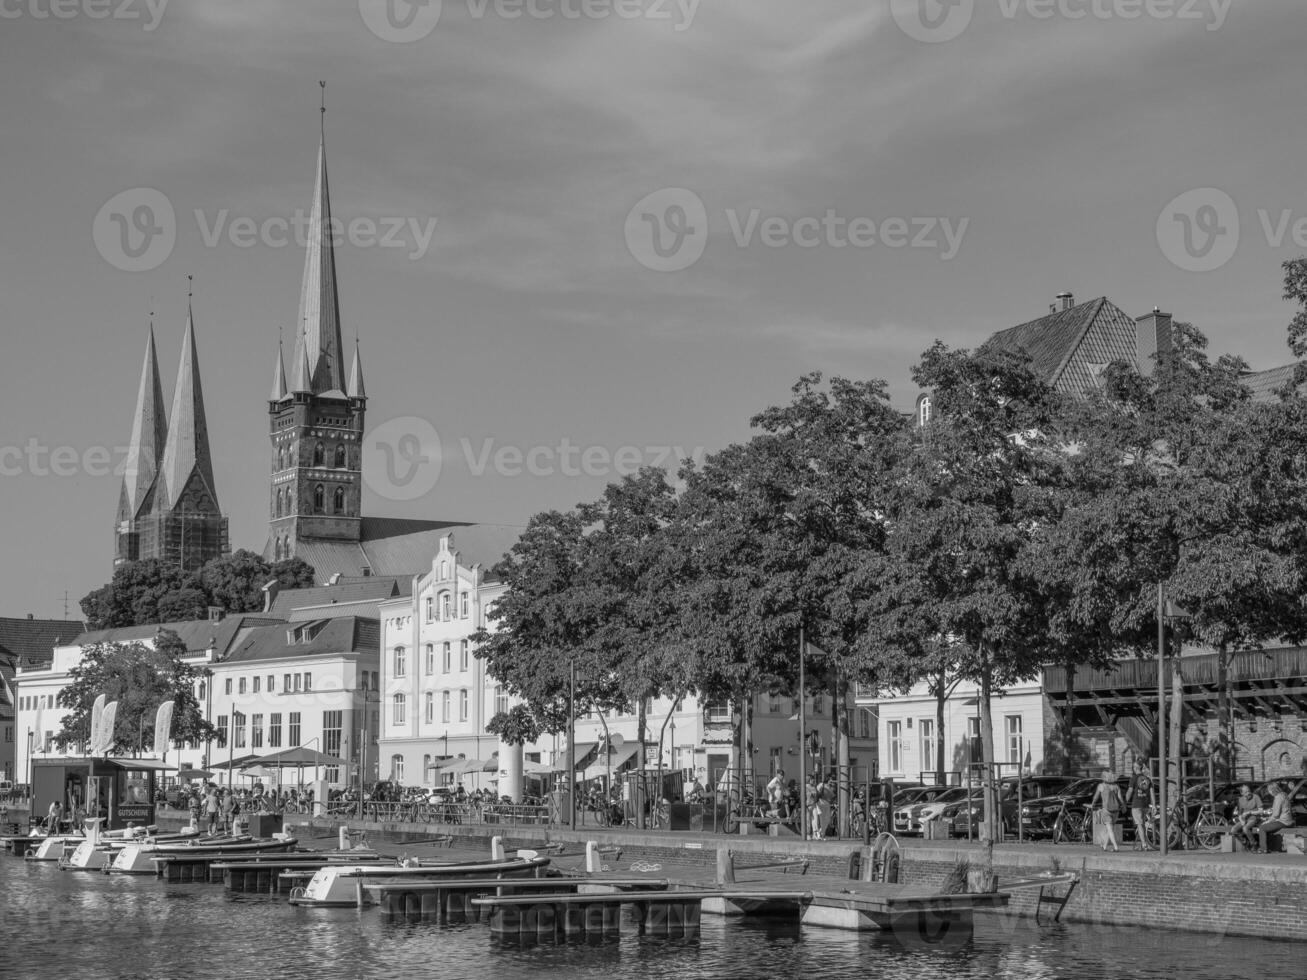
[{"left": 153, "top": 810, "right": 1307, "bottom": 942}]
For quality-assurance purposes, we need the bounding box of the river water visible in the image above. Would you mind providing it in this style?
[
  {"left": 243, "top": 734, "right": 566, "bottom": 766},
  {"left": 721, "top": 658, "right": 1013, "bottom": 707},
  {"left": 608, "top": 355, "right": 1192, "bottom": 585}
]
[{"left": 0, "top": 856, "right": 1300, "bottom": 980}]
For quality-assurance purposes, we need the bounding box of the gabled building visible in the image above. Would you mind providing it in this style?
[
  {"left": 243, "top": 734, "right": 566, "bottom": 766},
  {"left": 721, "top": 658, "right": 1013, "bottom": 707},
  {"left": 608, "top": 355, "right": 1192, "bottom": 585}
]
[{"left": 0, "top": 615, "right": 85, "bottom": 782}]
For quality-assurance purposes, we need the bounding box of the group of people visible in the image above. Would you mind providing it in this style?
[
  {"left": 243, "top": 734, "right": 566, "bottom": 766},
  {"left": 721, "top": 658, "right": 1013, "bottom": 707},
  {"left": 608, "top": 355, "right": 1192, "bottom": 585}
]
[
  {"left": 765, "top": 768, "right": 838, "bottom": 838},
  {"left": 177, "top": 784, "right": 315, "bottom": 834},
  {"left": 1090, "top": 762, "right": 1297, "bottom": 853}
]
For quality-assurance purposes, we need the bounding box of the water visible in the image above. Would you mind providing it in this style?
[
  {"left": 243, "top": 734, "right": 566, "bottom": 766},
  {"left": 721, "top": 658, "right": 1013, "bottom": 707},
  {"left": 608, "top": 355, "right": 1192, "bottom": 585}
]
[{"left": 1, "top": 856, "right": 1301, "bottom": 980}]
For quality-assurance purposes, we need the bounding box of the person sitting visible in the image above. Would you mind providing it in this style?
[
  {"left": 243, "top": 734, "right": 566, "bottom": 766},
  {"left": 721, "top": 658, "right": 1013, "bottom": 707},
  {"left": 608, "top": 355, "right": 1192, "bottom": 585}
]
[
  {"left": 1232, "top": 784, "right": 1263, "bottom": 850},
  {"left": 1257, "top": 782, "right": 1293, "bottom": 852}
]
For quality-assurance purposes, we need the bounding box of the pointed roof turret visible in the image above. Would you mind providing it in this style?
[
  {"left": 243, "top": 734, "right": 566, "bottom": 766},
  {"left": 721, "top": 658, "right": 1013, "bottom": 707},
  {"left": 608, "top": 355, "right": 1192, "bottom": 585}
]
[
  {"left": 347, "top": 340, "right": 365, "bottom": 399},
  {"left": 158, "top": 303, "right": 219, "bottom": 511},
  {"left": 292, "top": 332, "right": 313, "bottom": 393},
  {"left": 270, "top": 341, "right": 288, "bottom": 401},
  {"left": 118, "top": 324, "right": 168, "bottom": 522},
  {"left": 290, "top": 84, "right": 347, "bottom": 396}
]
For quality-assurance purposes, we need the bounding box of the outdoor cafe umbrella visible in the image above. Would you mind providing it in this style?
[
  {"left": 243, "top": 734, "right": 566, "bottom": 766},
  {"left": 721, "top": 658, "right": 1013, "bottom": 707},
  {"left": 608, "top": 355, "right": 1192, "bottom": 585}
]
[{"left": 242, "top": 746, "right": 346, "bottom": 787}]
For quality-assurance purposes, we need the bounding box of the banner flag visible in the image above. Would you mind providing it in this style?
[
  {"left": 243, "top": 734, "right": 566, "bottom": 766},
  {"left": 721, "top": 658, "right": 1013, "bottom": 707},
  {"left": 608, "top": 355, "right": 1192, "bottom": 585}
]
[
  {"left": 89, "top": 694, "right": 106, "bottom": 755},
  {"left": 98, "top": 702, "right": 119, "bottom": 757},
  {"left": 153, "top": 701, "right": 175, "bottom": 760}
]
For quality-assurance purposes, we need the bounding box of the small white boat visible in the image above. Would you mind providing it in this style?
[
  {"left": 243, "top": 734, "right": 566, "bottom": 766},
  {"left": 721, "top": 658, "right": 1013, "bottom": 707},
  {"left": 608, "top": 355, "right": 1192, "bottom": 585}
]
[
  {"left": 24, "top": 835, "right": 84, "bottom": 862},
  {"left": 288, "top": 855, "right": 552, "bottom": 908},
  {"left": 63, "top": 838, "right": 113, "bottom": 871}
]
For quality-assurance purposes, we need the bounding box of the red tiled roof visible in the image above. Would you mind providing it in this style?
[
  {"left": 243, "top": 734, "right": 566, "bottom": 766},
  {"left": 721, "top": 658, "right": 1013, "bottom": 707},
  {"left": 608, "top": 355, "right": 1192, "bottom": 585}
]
[
  {"left": 0, "top": 617, "right": 86, "bottom": 663},
  {"left": 982, "top": 298, "right": 1139, "bottom": 395}
]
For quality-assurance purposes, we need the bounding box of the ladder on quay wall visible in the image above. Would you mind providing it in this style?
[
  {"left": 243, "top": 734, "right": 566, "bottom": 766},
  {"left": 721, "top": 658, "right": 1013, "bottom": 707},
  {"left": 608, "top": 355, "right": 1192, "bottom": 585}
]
[{"left": 1000, "top": 872, "right": 1080, "bottom": 924}]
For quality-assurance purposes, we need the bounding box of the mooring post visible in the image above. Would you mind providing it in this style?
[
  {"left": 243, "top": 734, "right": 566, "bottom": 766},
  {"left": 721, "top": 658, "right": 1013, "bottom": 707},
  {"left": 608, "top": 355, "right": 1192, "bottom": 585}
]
[
  {"left": 339, "top": 825, "right": 349, "bottom": 851},
  {"left": 491, "top": 836, "right": 505, "bottom": 860},
  {"left": 716, "top": 847, "right": 735, "bottom": 884}
]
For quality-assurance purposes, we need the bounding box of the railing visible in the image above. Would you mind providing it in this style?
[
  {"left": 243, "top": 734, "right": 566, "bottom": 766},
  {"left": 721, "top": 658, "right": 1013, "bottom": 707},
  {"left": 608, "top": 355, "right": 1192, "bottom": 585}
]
[
  {"left": 1044, "top": 647, "right": 1307, "bottom": 693},
  {"left": 341, "top": 800, "right": 552, "bottom": 828}
]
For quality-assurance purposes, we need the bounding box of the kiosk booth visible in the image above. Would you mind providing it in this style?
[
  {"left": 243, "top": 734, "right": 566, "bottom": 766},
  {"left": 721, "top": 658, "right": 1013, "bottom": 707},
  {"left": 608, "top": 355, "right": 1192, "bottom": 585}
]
[{"left": 32, "top": 757, "right": 168, "bottom": 831}]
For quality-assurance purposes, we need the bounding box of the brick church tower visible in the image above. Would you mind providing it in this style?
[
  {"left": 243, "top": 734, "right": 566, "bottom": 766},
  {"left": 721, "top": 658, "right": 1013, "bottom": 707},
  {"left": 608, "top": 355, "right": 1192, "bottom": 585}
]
[{"left": 265, "top": 103, "right": 367, "bottom": 564}]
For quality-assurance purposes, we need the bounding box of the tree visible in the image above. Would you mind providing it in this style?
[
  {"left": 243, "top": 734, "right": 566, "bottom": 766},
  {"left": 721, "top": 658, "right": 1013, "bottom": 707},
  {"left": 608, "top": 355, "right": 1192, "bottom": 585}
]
[
  {"left": 674, "top": 373, "right": 909, "bottom": 827},
  {"left": 1035, "top": 323, "right": 1307, "bottom": 780},
  {"left": 81, "top": 551, "right": 317, "bottom": 629},
  {"left": 55, "top": 629, "right": 216, "bottom": 755},
  {"left": 866, "top": 344, "right": 1072, "bottom": 843}
]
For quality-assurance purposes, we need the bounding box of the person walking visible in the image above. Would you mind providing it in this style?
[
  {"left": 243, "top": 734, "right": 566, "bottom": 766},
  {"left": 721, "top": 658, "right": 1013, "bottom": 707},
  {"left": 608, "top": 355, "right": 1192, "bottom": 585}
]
[
  {"left": 203, "top": 786, "right": 219, "bottom": 836},
  {"left": 1091, "top": 772, "right": 1123, "bottom": 852},
  {"left": 1127, "top": 761, "right": 1155, "bottom": 850}
]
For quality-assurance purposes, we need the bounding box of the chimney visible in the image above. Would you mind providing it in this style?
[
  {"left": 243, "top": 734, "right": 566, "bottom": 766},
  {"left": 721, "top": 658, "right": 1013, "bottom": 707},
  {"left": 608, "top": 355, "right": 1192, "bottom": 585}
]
[
  {"left": 1056, "top": 292, "right": 1075, "bottom": 312},
  {"left": 1136, "top": 307, "right": 1174, "bottom": 377},
  {"left": 261, "top": 578, "right": 281, "bottom": 613}
]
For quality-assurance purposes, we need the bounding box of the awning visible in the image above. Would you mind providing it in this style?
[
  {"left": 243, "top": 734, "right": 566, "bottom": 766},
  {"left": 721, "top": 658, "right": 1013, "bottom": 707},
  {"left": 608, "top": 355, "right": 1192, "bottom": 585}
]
[
  {"left": 438, "top": 757, "right": 493, "bottom": 776},
  {"left": 552, "top": 742, "right": 597, "bottom": 772},
  {"left": 110, "top": 759, "right": 178, "bottom": 772},
  {"left": 582, "top": 743, "right": 639, "bottom": 781}
]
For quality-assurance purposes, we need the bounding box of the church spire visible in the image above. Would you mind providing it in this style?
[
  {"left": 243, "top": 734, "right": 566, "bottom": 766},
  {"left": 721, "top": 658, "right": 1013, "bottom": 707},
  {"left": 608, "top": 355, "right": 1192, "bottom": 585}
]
[
  {"left": 270, "top": 337, "right": 288, "bottom": 401},
  {"left": 158, "top": 297, "right": 219, "bottom": 511},
  {"left": 118, "top": 322, "right": 168, "bottom": 523},
  {"left": 292, "top": 330, "right": 313, "bottom": 393},
  {"left": 347, "top": 339, "right": 365, "bottom": 399},
  {"left": 290, "top": 81, "right": 346, "bottom": 395}
]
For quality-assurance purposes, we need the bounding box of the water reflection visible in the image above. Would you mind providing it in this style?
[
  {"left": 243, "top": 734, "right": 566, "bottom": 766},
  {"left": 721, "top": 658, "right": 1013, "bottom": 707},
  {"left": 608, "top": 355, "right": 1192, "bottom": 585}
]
[{"left": 1, "top": 857, "right": 1300, "bottom": 980}]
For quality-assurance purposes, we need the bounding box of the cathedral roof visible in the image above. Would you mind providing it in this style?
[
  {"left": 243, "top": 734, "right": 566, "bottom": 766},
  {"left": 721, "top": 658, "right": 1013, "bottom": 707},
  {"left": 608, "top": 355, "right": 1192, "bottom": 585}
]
[
  {"left": 270, "top": 344, "right": 288, "bottom": 401},
  {"left": 265, "top": 577, "right": 410, "bottom": 619},
  {"left": 347, "top": 342, "right": 365, "bottom": 399}
]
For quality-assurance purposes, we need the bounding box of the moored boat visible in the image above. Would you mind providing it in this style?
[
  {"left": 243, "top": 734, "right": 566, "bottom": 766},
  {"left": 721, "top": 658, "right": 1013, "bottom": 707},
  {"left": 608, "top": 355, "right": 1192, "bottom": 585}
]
[
  {"left": 108, "top": 835, "right": 298, "bottom": 874},
  {"left": 288, "top": 855, "right": 552, "bottom": 908}
]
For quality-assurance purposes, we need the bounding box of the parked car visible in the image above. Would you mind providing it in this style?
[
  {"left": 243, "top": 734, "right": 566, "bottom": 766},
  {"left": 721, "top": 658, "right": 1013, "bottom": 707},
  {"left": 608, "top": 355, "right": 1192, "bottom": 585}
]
[
  {"left": 895, "top": 786, "right": 969, "bottom": 835},
  {"left": 1017, "top": 776, "right": 1130, "bottom": 839},
  {"left": 942, "top": 777, "right": 1071, "bottom": 837}
]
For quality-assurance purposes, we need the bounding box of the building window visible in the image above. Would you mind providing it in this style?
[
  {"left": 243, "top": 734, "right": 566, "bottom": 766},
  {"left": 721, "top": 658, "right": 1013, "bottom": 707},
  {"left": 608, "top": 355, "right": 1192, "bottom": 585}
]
[
  {"left": 253, "top": 677, "right": 261, "bottom": 695},
  {"left": 441, "top": 592, "right": 451, "bottom": 620},
  {"left": 766, "top": 693, "right": 781, "bottom": 714},
  {"left": 460, "top": 592, "right": 469, "bottom": 618},
  {"left": 425, "top": 597, "right": 433, "bottom": 623},
  {"left": 224, "top": 678, "right": 232, "bottom": 696},
  {"left": 239, "top": 677, "right": 247, "bottom": 695},
  {"left": 394, "top": 646, "right": 406, "bottom": 678},
  {"left": 313, "top": 484, "right": 325, "bottom": 513},
  {"left": 705, "top": 704, "right": 731, "bottom": 723},
  {"left": 459, "top": 640, "right": 469, "bottom": 672},
  {"left": 323, "top": 710, "right": 342, "bottom": 758},
  {"left": 303, "top": 673, "right": 311, "bottom": 692},
  {"left": 293, "top": 674, "right": 301, "bottom": 692},
  {"left": 289, "top": 712, "right": 301, "bottom": 746},
  {"left": 442, "top": 642, "right": 451, "bottom": 673},
  {"left": 425, "top": 692, "right": 434, "bottom": 724},
  {"left": 459, "top": 689, "right": 469, "bottom": 722},
  {"left": 334, "top": 444, "right": 347, "bottom": 468},
  {"left": 393, "top": 693, "right": 406, "bottom": 726},
  {"left": 887, "top": 720, "right": 902, "bottom": 774},
  {"left": 919, "top": 719, "right": 935, "bottom": 777},
  {"left": 251, "top": 714, "right": 264, "bottom": 748},
  {"left": 390, "top": 755, "right": 404, "bottom": 782},
  {"left": 233, "top": 712, "right": 247, "bottom": 749},
  {"left": 439, "top": 560, "right": 448, "bottom": 579},
  {"left": 441, "top": 691, "right": 451, "bottom": 724},
  {"left": 1006, "top": 715, "right": 1024, "bottom": 766},
  {"left": 423, "top": 754, "right": 432, "bottom": 785},
  {"left": 313, "top": 441, "right": 325, "bottom": 465},
  {"left": 267, "top": 675, "right": 275, "bottom": 693},
  {"left": 494, "top": 686, "right": 508, "bottom": 716},
  {"left": 269, "top": 713, "right": 282, "bottom": 748},
  {"left": 425, "top": 644, "right": 434, "bottom": 674},
  {"left": 284, "top": 674, "right": 292, "bottom": 692},
  {"left": 333, "top": 486, "right": 345, "bottom": 514},
  {"left": 216, "top": 715, "right": 228, "bottom": 749},
  {"left": 198, "top": 681, "right": 206, "bottom": 700}
]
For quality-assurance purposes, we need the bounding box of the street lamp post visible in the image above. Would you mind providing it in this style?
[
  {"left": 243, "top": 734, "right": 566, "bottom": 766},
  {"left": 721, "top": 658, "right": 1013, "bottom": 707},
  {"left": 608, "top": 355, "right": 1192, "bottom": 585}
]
[{"left": 26, "top": 730, "right": 34, "bottom": 812}]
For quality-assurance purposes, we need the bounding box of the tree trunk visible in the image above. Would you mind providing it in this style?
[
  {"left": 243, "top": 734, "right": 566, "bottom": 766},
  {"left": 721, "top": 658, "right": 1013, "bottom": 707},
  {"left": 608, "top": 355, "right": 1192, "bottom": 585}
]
[
  {"left": 978, "top": 650, "right": 997, "bottom": 844},
  {"left": 636, "top": 698, "right": 647, "bottom": 830},
  {"left": 831, "top": 671, "right": 851, "bottom": 838},
  {"left": 935, "top": 668, "right": 947, "bottom": 781}
]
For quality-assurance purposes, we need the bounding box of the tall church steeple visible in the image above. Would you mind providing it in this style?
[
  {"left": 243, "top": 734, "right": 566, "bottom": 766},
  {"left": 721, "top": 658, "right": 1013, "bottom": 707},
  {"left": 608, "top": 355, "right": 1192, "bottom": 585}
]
[
  {"left": 159, "top": 302, "right": 219, "bottom": 512},
  {"left": 115, "top": 323, "right": 168, "bottom": 564},
  {"left": 266, "top": 87, "right": 366, "bottom": 566}
]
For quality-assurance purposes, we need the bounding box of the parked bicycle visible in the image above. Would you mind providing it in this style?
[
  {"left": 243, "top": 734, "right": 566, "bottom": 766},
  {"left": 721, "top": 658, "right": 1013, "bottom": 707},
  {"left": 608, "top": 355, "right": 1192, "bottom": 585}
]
[
  {"left": 1143, "top": 800, "right": 1225, "bottom": 851},
  {"left": 1050, "top": 795, "right": 1091, "bottom": 845}
]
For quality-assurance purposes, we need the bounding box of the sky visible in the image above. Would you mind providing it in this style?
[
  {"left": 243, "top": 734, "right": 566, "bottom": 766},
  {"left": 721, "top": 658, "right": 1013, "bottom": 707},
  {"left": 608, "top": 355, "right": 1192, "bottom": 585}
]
[{"left": 0, "top": 0, "right": 1304, "bottom": 619}]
